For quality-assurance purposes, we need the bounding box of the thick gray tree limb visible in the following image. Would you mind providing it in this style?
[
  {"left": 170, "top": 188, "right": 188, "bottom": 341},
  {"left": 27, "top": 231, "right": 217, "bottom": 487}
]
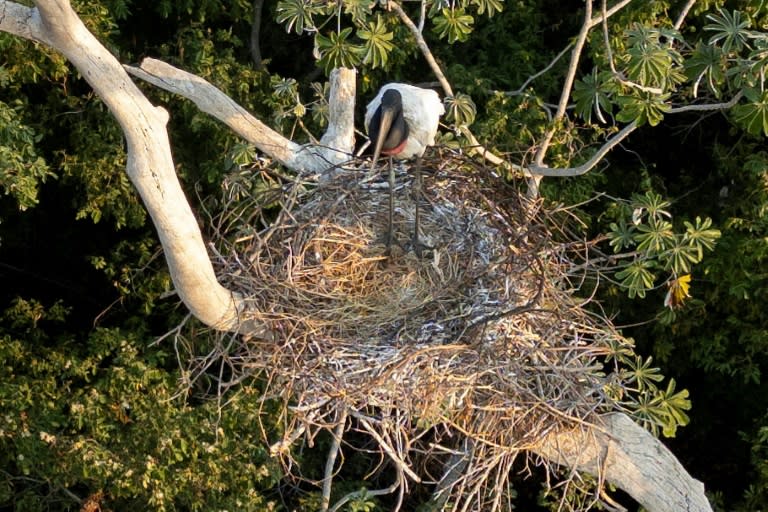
[
  {"left": 1, "top": 0, "right": 251, "bottom": 331},
  {"left": 533, "top": 413, "right": 712, "bottom": 512},
  {"left": 0, "top": 0, "right": 355, "bottom": 332},
  {"left": 125, "top": 59, "right": 356, "bottom": 174},
  {"left": 0, "top": 2, "right": 712, "bottom": 510}
]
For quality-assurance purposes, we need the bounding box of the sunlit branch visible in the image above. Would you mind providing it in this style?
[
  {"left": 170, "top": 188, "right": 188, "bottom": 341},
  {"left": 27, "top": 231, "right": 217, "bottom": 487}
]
[
  {"left": 528, "top": 93, "right": 742, "bottom": 177},
  {"left": 534, "top": 0, "right": 594, "bottom": 167},
  {"left": 674, "top": 0, "right": 698, "bottom": 30}
]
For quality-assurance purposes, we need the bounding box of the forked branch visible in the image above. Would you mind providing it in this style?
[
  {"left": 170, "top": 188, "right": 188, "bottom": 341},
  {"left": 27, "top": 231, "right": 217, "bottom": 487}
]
[
  {"left": 125, "top": 59, "right": 356, "bottom": 174},
  {"left": 0, "top": 0, "right": 253, "bottom": 332}
]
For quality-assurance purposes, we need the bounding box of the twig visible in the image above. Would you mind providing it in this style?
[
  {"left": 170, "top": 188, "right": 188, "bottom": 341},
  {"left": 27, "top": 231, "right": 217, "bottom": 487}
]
[
  {"left": 527, "top": 90, "right": 742, "bottom": 177},
  {"left": 507, "top": 43, "right": 575, "bottom": 97},
  {"left": 587, "top": 0, "right": 635, "bottom": 29},
  {"left": 329, "top": 473, "right": 403, "bottom": 512},
  {"left": 668, "top": 91, "right": 743, "bottom": 113},
  {"left": 351, "top": 411, "right": 422, "bottom": 482},
  {"left": 387, "top": 0, "right": 518, "bottom": 170},
  {"left": 530, "top": 121, "right": 638, "bottom": 177},
  {"left": 387, "top": 0, "right": 453, "bottom": 96},
  {"left": 535, "top": 0, "right": 594, "bottom": 167},
  {"left": 321, "top": 407, "right": 348, "bottom": 512},
  {"left": 250, "top": 0, "right": 264, "bottom": 68},
  {"left": 674, "top": 0, "right": 698, "bottom": 30}
]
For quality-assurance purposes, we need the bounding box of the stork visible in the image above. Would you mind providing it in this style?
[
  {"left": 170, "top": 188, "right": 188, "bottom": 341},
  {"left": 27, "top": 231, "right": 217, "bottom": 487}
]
[{"left": 365, "top": 83, "right": 444, "bottom": 254}]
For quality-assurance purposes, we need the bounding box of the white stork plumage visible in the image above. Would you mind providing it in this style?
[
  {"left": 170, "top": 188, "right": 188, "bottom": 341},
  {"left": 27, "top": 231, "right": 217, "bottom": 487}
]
[{"left": 365, "top": 83, "right": 444, "bottom": 254}]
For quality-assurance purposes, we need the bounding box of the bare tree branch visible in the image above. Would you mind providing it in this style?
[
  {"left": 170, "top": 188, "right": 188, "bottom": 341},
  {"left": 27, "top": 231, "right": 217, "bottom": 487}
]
[
  {"left": 528, "top": 92, "right": 742, "bottom": 177},
  {"left": 125, "top": 59, "right": 356, "bottom": 174},
  {"left": 387, "top": 0, "right": 453, "bottom": 96},
  {"left": 0, "top": 1, "right": 51, "bottom": 43},
  {"left": 534, "top": 0, "right": 594, "bottom": 168},
  {"left": 250, "top": 0, "right": 264, "bottom": 69},
  {"left": 321, "top": 408, "right": 348, "bottom": 512},
  {"left": 507, "top": 42, "right": 575, "bottom": 97},
  {"left": 674, "top": 0, "right": 698, "bottom": 30},
  {"left": 533, "top": 413, "right": 712, "bottom": 512},
  {"left": 587, "top": 0, "right": 635, "bottom": 29},
  {"left": 2, "top": 0, "right": 256, "bottom": 331},
  {"left": 386, "top": 0, "right": 515, "bottom": 170}
]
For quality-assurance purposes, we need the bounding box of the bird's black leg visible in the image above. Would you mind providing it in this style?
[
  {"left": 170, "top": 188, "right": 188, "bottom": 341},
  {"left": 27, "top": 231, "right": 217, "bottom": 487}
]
[
  {"left": 387, "top": 156, "right": 395, "bottom": 252},
  {"left": 412, "top": 155, "right": 424, "bottom": 257}
]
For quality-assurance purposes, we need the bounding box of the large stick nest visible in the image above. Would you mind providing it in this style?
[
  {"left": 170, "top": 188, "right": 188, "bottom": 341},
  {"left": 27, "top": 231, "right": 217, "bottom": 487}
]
[{"left": 202, "top": 150, "right": 626, "bottom": 510}]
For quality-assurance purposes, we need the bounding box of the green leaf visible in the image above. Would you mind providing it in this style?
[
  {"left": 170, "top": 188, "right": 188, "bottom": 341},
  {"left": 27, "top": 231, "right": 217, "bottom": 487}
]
[
  {"left": 684, "top": 42, "right": 726, "bottom": 98},
  {"left": 626, "top": 355, "right": 665, "bottom": 392},
  {"left": 683, "top": 216, "right": 721, "bottom": 260},
  {"left": 272, "top": 77, "right": 299, "bottom": 99},
  {"left": 315, "top": 27, "right": 363, "bottom": 74},
  {"left": 624, "top": 25, "right": 685, "bottom": 91},
  {"left": 634, "top": 217, "right": 675, "bottom": 254},
  {"left": 615, "top": 260, "right": 656, "bottom": 298},
  {"left": 703, "top": 8, "right": 753, "bottom": 54},
  {"left": 732, "top": 88, "right": 768, "bottom": 136},
  {"left": 573, "top": 69, "right": 617, "bottom": 123},
  {"left": 662, "top": 238, "right": 701, "bottom": 274},
  {"left": 276, "top": 0, "right": 319, "bottom": 34},
  {"left": 657, "top": 378, "right": 691, "bottom": 437},
  {"left": 632, "top": 191, "right": 672, "bottom": 220},
  {"left": 343, "top": 0, "right": 373, "bottom": 24},
  {"left": 433, "top": 8, "right": 475, "bottom": 43},
  {"left": 444, "top": 92, "right": 476, "bottom": 128},
  {"left": 471, "top": 0, "right": 504, "bottom": 17},
  {"left": 608, "top": 219, "right": 636, "bottom": 253},
  {"left": 616, "top": 92, "right": 670, "bottom": 127},
  {"left": 357, "top": 15, "right": 394, "bottom": 69},
  {"left": 226, "top": 143, "right": 257, "bottom": 169}
]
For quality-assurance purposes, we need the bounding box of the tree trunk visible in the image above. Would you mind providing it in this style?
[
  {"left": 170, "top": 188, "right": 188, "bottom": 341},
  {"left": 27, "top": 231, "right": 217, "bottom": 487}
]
[{"left": 533, "top": 413, "right": 712, "bottom": 511}]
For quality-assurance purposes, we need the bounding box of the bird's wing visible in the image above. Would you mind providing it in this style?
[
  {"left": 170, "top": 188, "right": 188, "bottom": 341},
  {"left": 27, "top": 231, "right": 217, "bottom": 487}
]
[{"left": 400, "top": 86, "right": 444, "bottom": 148}]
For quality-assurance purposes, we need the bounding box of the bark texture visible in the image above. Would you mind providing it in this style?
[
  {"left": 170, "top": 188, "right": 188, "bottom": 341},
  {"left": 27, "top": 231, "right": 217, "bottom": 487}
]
[{"left": 534, "top": 413, "right": 712, "bottom": 512}]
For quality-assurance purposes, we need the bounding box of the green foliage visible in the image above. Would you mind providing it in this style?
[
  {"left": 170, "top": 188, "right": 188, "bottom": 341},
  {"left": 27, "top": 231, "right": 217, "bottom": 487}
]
[
  {"left": 732, "top": 87, "right": 768, "bottom": 136},
  {"left": 444, "top": 92, "right": 477, "bottom": 129},
  {"left": 623, "top": 25, "right": 685, "bottom": 91},
  {"left": 0, "top": 300, "right": 282, "bottom": 511},
  {"left": 685, "top": 42, "right": 726, "bottom": 98},
  {"left": 472, "top": 0, "right": 504, "bottom": 17},
  {"left": 276, "top": 0, "right": 322, "bottom": 34},
  {"left": 616, "top": 91, "right": 671, "bottom": 127},
  {"left": 432, "top": 8, "right": 475, "bottom": 43},
  {"left": 573, "top": 69, "right": 618, "bottom": 123},
  {"left": 358, "top": 15, "right": 395, "bottom": 69},
  {"left": 600, "top": 338, "right": 692, "bottom": 438},
  {"left": 316, "top": 27, "right": 363, "bottom": 74},
  {"left": 272, "top": 0, "right": 503, "bottom": 136},
  {"left": 606, "top": 192, "right": 721, "bottom": 300},
  {"left": 704, "top": 8, "right": 753, "bottom": 55},
  {"left": 0, "top": 100, "right": 54, "bottom": 210}
]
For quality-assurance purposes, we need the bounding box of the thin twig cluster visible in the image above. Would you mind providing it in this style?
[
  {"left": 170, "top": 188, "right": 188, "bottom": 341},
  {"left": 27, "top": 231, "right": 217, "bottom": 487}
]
[{"left": 190, "top": 151, "right": 631, "bottom": 511}]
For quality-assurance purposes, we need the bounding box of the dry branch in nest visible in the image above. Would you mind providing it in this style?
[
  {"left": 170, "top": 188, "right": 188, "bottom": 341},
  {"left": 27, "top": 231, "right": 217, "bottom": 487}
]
[{"left": 197, "top": 150, "right": 632, "bottom": 511}]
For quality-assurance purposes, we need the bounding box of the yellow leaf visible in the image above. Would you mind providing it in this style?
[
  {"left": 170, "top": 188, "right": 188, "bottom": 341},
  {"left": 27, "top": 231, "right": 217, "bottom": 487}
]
[{"left": 664, "top": 274, "right": 691, "bottom": 309}]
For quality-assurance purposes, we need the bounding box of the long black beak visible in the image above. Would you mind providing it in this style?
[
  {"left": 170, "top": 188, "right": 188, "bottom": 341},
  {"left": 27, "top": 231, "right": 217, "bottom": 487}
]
[{"left": 370, "top": 106, "right": 396, "bottom": 172}]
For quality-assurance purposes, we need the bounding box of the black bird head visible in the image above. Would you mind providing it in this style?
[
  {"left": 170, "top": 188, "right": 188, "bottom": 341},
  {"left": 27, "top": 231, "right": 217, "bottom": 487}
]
[{"left": 369, "top": 89, "right": 409, "bottom": 171}]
